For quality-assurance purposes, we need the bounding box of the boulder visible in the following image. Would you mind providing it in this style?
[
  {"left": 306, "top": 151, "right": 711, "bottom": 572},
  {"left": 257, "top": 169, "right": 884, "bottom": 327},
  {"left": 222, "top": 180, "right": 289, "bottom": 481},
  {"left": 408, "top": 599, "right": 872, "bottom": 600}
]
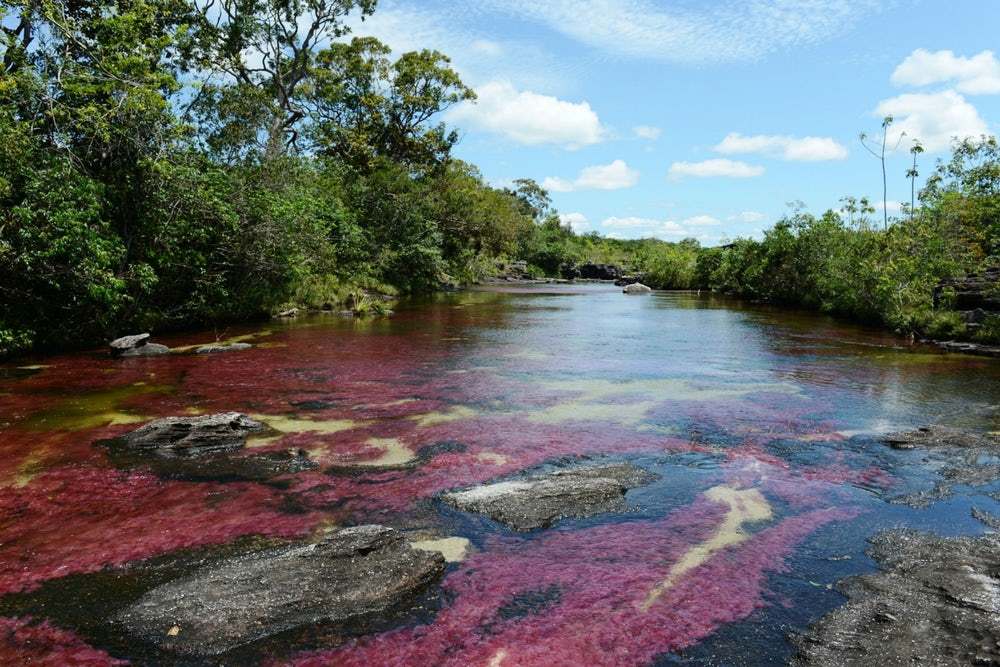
[
  {"left": 792, "top": 529, "right": 1000, "bottom": 666},
  {"left": 109, "top": 333, "right": 150, "bottom": 354},
  {"left": 276, "top": 307, "right": 299, "bottom": 318},
  {"left": 116, "top": 525, "right": 446, "bottom": 656},
  {"left": 443, "top": 463, "right": 656, "bottom": 531},
  {"left": 195, "top": 342, "right": 252, "bottom": 354},
  {"left": 623, "top": 283, "right": 652, "bottom": 294},
  {"left": 118, "top": 413, "right": 263, "bottom": 458}
]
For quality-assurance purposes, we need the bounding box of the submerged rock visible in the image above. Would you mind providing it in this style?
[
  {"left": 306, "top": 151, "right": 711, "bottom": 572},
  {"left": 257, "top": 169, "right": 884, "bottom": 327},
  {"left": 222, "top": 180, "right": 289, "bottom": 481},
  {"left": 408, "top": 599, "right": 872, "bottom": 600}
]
[
  {"left": 117, "top": 525, "right": 446, "bottom": 656},
  {"left": 119, "top": 413, "right": 263, "bottom": 458},
  {"left": 792, "top": 529, "right": 1000, "bottom": 666},
  {"left": 882, "top": 426, "right": 1000, "bottom": 507},
  {"left": 623, "top": 282, "right": 652, "bottom": 294},
  {"left": 195, "top": 342, "right": 252, "bottom": 354},
  {"left": 443, "top": 463, "right": 657, "bottom": 531},
  {"left": 882, "top": 425, "right": 1000, "bottom": 450}
]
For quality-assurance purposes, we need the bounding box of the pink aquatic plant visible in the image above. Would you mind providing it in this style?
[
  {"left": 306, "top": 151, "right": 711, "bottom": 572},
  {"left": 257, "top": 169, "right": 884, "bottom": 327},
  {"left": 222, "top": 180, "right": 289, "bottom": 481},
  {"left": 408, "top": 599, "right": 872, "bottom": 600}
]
[
  {"left": 288, "top": 494, "right": 856, "bottom": 667},
  {"left": 0, "top": 617, "right": 127, "bottom": 666},
  {"left": 0, "top": 466, "right": 321, "bottom": 595}
]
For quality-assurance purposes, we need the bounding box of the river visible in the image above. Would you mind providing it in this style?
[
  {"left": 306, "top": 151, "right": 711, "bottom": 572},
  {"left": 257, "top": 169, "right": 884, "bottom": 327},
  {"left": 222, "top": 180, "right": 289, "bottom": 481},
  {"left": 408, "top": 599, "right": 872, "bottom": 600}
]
[{"left": 2, "top": 284, "right": 999, "bottom": 665}]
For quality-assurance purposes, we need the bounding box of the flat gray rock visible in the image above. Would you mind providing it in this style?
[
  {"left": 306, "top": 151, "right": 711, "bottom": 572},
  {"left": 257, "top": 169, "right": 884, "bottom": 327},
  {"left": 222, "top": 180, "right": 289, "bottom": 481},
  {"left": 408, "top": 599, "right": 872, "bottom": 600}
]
[
  {"left": 110, "top": 333, "right": 150, "bottom": 352},
  {"left": 443, "top": 463, "right": 656, "bottom": 531},
  {"left": 117, "top": 525, "right": 446, "bottom": 656},
  {"left": 119, "top": 413, "right": 262, "bottom": 458},
  {"left": 793, "top": 529, "right": 1000, "bottom": 666},
  {"left": 120, "top": 342, "right": 171, "bottom": 357}
]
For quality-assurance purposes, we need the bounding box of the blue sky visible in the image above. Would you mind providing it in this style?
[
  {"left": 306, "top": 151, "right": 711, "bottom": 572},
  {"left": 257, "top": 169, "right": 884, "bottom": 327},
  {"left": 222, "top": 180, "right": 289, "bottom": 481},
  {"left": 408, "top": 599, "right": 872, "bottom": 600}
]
[{"left": 350, "top": 0, "right": 1000, "bottom": 245}]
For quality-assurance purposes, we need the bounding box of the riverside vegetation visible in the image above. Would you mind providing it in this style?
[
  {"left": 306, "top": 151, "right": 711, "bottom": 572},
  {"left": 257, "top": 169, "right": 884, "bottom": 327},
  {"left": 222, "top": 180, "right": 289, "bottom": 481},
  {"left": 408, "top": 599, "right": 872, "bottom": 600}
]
[{"left": 2, "top": 0, "right": 999, "bottom": 357}]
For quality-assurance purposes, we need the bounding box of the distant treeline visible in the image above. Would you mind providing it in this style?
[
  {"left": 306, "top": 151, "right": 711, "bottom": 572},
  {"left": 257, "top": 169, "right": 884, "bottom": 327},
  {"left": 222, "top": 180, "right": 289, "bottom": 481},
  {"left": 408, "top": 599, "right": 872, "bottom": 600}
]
[{"left": 638, "top": 138, "right": 1000, "bottom": 343}]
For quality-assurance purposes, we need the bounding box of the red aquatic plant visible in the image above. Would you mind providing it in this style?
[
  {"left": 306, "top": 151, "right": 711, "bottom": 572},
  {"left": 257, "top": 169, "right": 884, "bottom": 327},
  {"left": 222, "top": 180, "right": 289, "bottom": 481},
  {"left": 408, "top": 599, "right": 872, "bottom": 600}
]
[{"left": 0, "top": 617, "right": 127, "bottom": 666}]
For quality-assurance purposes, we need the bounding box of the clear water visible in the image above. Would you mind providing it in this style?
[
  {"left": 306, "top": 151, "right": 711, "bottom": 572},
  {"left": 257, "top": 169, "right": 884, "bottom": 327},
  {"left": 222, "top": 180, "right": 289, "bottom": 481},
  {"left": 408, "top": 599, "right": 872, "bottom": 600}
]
[{"left": 2, "top": 284, "right": 999, "bottom": 665}]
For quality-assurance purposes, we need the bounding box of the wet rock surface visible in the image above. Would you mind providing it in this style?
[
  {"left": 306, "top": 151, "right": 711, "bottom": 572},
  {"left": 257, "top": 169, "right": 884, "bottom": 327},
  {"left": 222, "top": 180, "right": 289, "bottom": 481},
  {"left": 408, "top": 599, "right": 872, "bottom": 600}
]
[
  {"left": 881, "top": 426, "right": 1000, "bottom": 507},
  {"left": 882, "top": 425, "right": 1000, "bottom": 451},
  {"left": 116, "top": 525, "right": 446, "bottom": 657},
  {"left": 107, "top": 413, "right": 319, "bottom": 480},
  {"left": 117, "top": 412, "right": 263, "bottom": 457},
  {"left": 792, "top": 529, "right": 1000, "bottom": 666},
  {"left": 443, "top": 463, "right": 657, "bottom": 531},
  {"left": 623, "top": 282, "right": 652, "bottom": 294}
]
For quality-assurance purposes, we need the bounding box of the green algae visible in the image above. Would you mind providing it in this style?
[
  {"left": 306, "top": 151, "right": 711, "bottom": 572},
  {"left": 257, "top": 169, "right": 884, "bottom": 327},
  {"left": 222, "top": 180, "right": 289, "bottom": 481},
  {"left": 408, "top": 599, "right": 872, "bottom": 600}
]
[{"left": 20, "top": 383, "right": 170, "bottom": 431}]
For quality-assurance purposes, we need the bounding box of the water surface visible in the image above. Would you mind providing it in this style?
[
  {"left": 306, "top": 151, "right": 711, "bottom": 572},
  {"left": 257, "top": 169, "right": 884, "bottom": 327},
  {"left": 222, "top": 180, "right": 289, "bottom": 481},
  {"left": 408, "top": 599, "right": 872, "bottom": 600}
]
[{"left": 2, "top": 284, "right": 999, "bottom": 665}]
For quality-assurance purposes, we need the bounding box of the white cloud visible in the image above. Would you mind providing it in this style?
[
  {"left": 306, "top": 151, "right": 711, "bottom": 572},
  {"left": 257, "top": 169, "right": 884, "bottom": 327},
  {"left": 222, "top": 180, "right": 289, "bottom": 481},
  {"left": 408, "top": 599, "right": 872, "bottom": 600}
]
[
  {"left": 730, "top": 211, "right": 766, "bottom": 223},
  {"left": 477, "top": 0, "right": 881, "bottom": 63},
  {"left": 559, "top": 212, "right": 590, "bottom": 232},
  {"left": 875, "top": 90, "right": 990, "bottom": 152},
  {"left": 601, "top": 215, "right": 720, "bottom": 241},
  {"left": 668, "top": 159, "right": 764, "bottom": 179},
  {"left": 633, "top": 125, "right": 662, "bottom": 140},
  {"left": 892, "top": 49, "right": 1000, "bottom": 95},
  {"left": 449, "top": 81, "right": 606, "bottom": 149},
  {"left": 543, "top": 160, "right": 639, "bottom": 192},
  {"left": 681, "top": 215, "right": 721, "bottom": 226},
  {"left": 714, "top": 133, "right": 848, "bottom": 161}
]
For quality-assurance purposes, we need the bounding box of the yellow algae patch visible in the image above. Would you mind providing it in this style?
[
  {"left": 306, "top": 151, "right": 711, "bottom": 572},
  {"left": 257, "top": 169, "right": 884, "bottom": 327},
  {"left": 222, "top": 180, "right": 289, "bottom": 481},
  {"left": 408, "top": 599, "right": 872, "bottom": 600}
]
[
  {"left": 311, "top": 438, "right": 416, "bottom": 468},
  {"left": 640, "top": 485, "right": 773, "bottom": 611},
  {"left": 476, "top": 451, "right": 510, "bottom": 465},
  {"left": 364, "top": 438, "right": 416, "bottom": 466},
  {"left": 21, "top": 383, "right": 168, "bottom": 431},
  {"left": 411, "top": 537, "right": 471, "bottom": 563},
  {"left": 409, "top": 405, "right": 478, "bottom": 428},
  {"left": 525, "top": 378, "right": 798, "bottom": 427},
  {"left": 251, "top": 414, "right": 365, "bottom": 435}
]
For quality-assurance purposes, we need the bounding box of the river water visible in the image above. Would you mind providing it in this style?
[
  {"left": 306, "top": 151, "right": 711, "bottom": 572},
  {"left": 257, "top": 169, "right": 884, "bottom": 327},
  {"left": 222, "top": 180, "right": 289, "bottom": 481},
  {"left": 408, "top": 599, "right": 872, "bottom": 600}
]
[{"left": 2, "top": 284, "right": 999, "bottom": 665}]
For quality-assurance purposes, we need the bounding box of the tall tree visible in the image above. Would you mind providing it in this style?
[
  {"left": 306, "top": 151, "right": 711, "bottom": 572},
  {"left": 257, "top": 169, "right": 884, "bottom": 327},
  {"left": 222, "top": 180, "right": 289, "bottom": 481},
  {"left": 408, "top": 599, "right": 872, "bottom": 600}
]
[
  {"left": 191, "top": 0, "right": 377, "bottom": 161},
  {"left": 860, "top": 115, "right": 904, "bottom": 230},
  {"left": 907, "top": 139, "right": 924, "bottom": 222}
]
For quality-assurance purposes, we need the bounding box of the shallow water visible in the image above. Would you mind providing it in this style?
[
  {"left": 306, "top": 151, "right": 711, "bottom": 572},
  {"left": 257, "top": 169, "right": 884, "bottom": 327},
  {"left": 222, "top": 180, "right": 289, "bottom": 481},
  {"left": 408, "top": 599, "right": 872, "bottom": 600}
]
[{"left": 2, "top": 284, "right": 999, "bottom": 665}]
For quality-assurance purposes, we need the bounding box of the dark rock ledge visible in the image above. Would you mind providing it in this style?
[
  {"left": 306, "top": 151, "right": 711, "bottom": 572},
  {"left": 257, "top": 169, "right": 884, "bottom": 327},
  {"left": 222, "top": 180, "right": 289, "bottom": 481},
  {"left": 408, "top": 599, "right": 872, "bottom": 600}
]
[
  {"left": 792, "top": 528, "right": 1000, "bottom": 666},
  {"left": 116, "top": 525, "right": 446, "bottom": 657}
]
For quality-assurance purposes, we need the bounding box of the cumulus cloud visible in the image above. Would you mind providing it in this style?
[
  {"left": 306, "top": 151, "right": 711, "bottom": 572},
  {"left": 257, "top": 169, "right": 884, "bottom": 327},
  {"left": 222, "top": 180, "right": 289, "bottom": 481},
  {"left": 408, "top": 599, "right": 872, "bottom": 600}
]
[
  {"left": 601, "top": 215, "right": 719, "bottom": 240},
  {"left": 633, "top": 125, "right": 663, "bottom": 140},
  {"left": 892, "top": 49, "right": 1000, "bottom": 95},
  {"left": 449, "top": 81, "right": 606, "bottom": 149},
  {"left": 875, "top": 90, "right": 990, "bottom": 152},
  {"left": 543, "top": 160, "right": 639, "bottom": 192},
  {"left": 714, "top": 133, "right": 848, "bottom": 161},
  {"left": 559, "top": 212, "right": 590, "bottom": 232},
  {"left": 681, "top": 215, "right": 721, "bottom": 226},
  {"left": 476, "top": 0, "right": 881, "bottom": 63},
  {"left": 730, "top": 211, "right": 766, "bottom": 223},
  {"left": 668, "top": 159, "right": 764, "bottom": 179}
]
